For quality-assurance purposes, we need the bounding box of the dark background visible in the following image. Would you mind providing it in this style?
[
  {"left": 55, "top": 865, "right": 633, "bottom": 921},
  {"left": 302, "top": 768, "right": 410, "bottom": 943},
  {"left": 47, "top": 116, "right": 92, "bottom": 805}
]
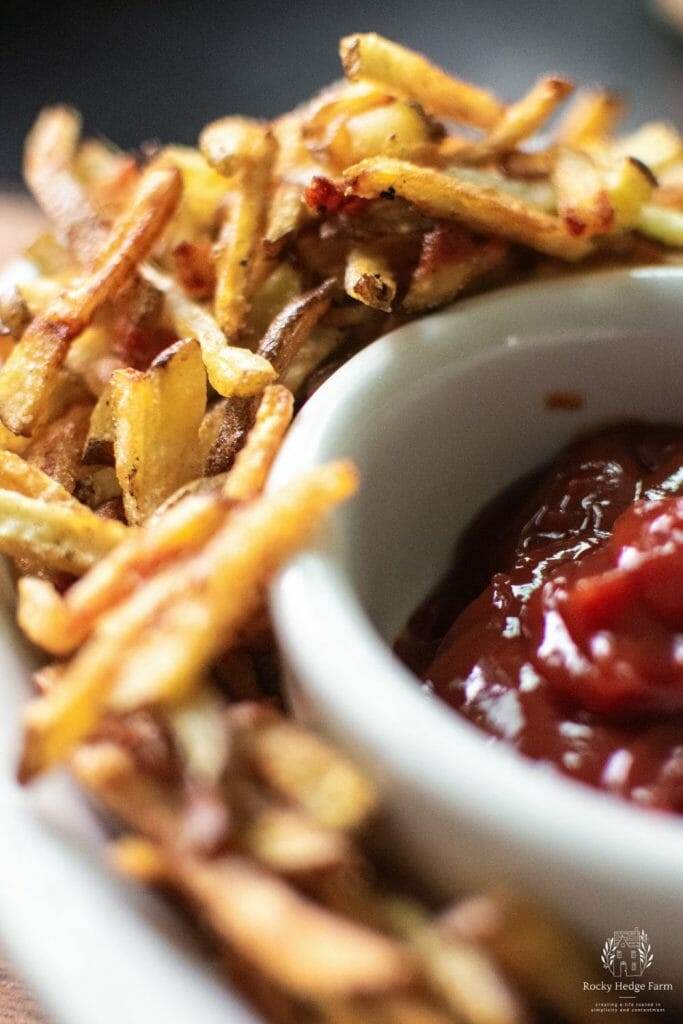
[{"left": 2, "top": 0, "right": 683, "bottom": 187}]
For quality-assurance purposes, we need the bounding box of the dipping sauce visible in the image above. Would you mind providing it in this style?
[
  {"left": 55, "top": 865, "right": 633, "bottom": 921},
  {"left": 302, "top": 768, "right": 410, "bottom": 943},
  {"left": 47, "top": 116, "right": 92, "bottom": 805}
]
[{"left": 396, "top": 424, "right": 683, "bottom": 813}]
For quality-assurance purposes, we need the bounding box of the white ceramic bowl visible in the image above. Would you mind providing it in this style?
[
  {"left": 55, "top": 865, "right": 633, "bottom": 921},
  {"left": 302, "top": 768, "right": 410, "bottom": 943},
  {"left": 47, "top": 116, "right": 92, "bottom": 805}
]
[{"left": 270, "top": 266, "right": 683, "bottom": 992}]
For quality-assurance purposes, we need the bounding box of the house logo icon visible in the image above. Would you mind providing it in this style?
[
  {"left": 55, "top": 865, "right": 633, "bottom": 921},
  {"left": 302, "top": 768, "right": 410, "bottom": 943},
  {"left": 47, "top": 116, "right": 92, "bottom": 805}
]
[{"left": 601, "top": 929, "right": 654, "bottom": 978}]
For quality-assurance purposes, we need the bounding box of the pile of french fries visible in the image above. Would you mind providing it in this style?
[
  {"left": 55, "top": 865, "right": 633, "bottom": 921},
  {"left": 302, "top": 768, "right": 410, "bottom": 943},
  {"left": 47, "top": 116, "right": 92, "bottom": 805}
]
[{"left": 0, "top": 32, "right": 681, "bottom": 1022}]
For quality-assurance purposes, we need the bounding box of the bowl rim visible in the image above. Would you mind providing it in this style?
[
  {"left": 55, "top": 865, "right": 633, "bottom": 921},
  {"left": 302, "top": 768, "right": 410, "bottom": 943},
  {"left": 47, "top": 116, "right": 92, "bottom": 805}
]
[{"left": 269, "top": 264, "right": 683, "bottom": 893}]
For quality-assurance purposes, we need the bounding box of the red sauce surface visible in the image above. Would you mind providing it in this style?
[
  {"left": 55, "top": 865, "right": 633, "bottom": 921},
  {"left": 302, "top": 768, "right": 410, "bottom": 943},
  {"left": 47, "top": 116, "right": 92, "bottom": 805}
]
[{"left": 396, "top": 424, "right": 683, "bottom": 814}]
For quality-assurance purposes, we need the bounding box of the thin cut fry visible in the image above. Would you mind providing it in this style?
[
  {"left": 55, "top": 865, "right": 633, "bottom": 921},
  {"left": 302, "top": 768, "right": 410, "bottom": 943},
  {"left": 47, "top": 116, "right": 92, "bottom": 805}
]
[
  {"left": 257, "top": 279, "right": 337, "bottom": 374},
  {"left": 344, "top": 247, "right": 396, "bottom": 311},
  {"left": 223, "top": 385, "right": 294, "bottom": 501},
  {"left": 0, "top": 450, "right": 81, "bottom": 507},
  {"left": 200, "top": 117, "right": 273, "bottom": 177},
  {"left": 23, "top": 105, "right": 107, "bottom": 262},
  {"left": 344, "top": 157, "right": 593, "bottom": 260},
  {"left": 0, "top": 165, "right": 182, "bottom": 436},
  {"left": 243, "top": 718, "right": 377, "bottom": 831},
  {"left": 404, "top": 228, "right": 509, "bottom": 312},
  {"left": 553, "top": 147, "right": 614, "bottom": 237},
  {"left": 140, "top": 264, "right": 277, "bottom": 397},
  {"left": 214, "top": 128, "right": 274, "bottom": 336},
  {"left": 0, "top": 489, "right": 125, "bottom": 575},
  {"left": 112, "top": 338, "right": 207, "bottom": 524},
  {"left": 340, "top": 33, "right": 504, "bottom": 130},
  {"left": 19, "top": 462, "right": 357, "bottom": 777},
  {"left": 27, "top": 403, "right": 92, "bottom": 493},
  {"left": 555, "top": 89, "right": 624, "bottom": 147},
  {"left": 454, "top": 76, "right": 573, "bottom": 164}
]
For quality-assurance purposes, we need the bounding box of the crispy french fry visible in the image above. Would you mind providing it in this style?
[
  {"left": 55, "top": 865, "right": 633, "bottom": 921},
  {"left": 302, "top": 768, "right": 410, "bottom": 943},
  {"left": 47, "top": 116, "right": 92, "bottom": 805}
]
[
  {"left": 17, "top": 492, "right": 225, "bottom": 655},
  {"left": 20, "top": 462, "right": 357, "bottom": 776},
  {"left": 0, "top": 450, "right": 81, "bottom": 507},
  {"left": 0, "top": 489, "right": 125, "bottom": 575},
  {"left": 344, "top": 247, "right": 396, "bottom": 311},
  {"left": 153, "top": 145, "right": 228, "bottom": 240},
  {"left": 345, "top": 157, "right": 593, "bottom": 260},
  {"left": 140, "top": 264, "right": 277, "bottom": 397},
  {"left": 340, "top": 33, "right": 504, "bottom": 130},
  {"left": 82, "top": 383, "right": 116, "bottom": 465},
  {"left": 200, "top": 396, "right": 255, "bottom": 475},
  {"left": 112, "top": 338, "right": 207, "bottom": 524},
  {"left": 263, "top": 115, "right": 312, "bottom": 256},
  {"left": 223, "top": 385, "right": 293, "bottom": 501},
  {"left": 555, "top": 89, "right": 624, "bottom": 148},
  {"left": 0, "top": 166, "right": 182, "bottom": 436},
  {"left": 404, "top": 227, "right": 509, "bottom": 312},
  {"left": 200, "top": 116, "right": 273, "bottom": 177},
  {"left": 23, "top": 106, "right": 108, "bottom": 262},
  {"left": 27, "top": 403, "right": 92, "bottom": 493},
  {"left": 214, "top": 130, "right": 274, "bottom": 337},
  {"left": 325, "top": 101, "right": 438, "bottom": 169},
  {"left": 553, "top": 147, "right": 614, "bottom": 237},
  {"left": 454, "top": 76, "right": 573, "bottom": 164},
  {"left": 281, "top": 325, "right": 346, "bottom": 397},
  {"left": 243, "top": 718, "right": 377, "bottom": 831},
  {"left": 247, "top": 262, "right": 303, "bottom": 339},
  {"left": 257, "top": 279, "right": 337, "bottom": 374}
]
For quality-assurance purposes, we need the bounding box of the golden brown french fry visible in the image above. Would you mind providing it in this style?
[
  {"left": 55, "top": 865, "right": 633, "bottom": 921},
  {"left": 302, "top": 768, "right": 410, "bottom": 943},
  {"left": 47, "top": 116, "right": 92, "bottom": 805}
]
[
  {"left": 0, "top": 166, "right": 182, "bottom": 436},
  {"left": 223, "top": 385, "right": 293, "bottom": 501},
  {"left": 20, "top": 462, "right": 357, "bottom": 776},
  {"left": 23, "top": 106, "right": 108, "bottom": 263},
  {"left": 386, "top": 899, "right": 525, "bottom": 1024},
  {"left": 610, "top": 121, "right": 682, "bottom": 172},
  {"left": 0, "top": 450, "right": 81, "bottom": 507},
  {"left": 321, "top": 102, "right": 438, "bottom": 169},
  {"left": 140, "top": 264, "right": 277, "bottom": 398},
  {"left": 344, "top": 247, "right": 396, "bottom": 311},
  {"left": 340, "top": 33, "right": 504, "bottom": 130},
  {"left": 257, "top": 279, "right": 337, "bottom": 374},
  {"left": 404, "top": 227, "right": 509, "bottom": 312},
  {"left": 242, "top": 718, "right": 377, "bottom": 831},
  {"left": 199, "top": 116, "right": 273, "bottom": 177},
  {"left": 454, "top": 76, "right": 573, "bottom": 164},
  {"left": 555, "top": 89, "right": 624, "bottom": 148},
  {"left": 181, "top": 855, "right": 415, "bottom": 999},
  {"left": 262, "top": 115, "right": 313, "bottom": 256},
  {"left": 214, "top": 130, "right": 274, "bottom": 337},
  {"left": 17, "top": 492, "right": 225, "bottom": 655},
  {"left": 153, "top": 145, "right": 228, "bottom": 240},
  {"left": 82, "top": 383, "right": 116, "bottom": 465},
  {"left": 0, "top": 489, "right": 125, "bottom": 575},
  {"left": 112, "top": 338, "right": 207, "bottom": 524},
  {"left": 200, "top": 397, "right": 254, "bottom": 476},
  {"left": 344, "top": 157, "right": 593, "bottom": 260},
  {"left": 553, "top": 147, "right": 614, "bottom": 237},
  {"left": 246, "top": 262, "right": 303, "bottom": 339},
  {"left": 27, "top": 403, "right": 92, "bottom": 493}
]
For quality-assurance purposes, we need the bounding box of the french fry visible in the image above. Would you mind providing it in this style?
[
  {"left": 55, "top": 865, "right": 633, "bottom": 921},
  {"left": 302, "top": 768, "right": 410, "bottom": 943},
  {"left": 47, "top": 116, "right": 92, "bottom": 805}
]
[
  {"left": 611, "top": 121, "right": 682, "bottom": 173},
  {"left": 200, "top": 116, "right": 274, "bottom": 178},
  {"left": 112, "top": 338, "right": 207, "bottom": 524},
  {"left": 213, "top": 128, "right": 275, "bottom": 337},
  {"left": 17, "top": 492, "right": 225, "bottom": 655},
  {"left": 637, "top": 202, "right": 683, "bottom": 246},
  {"left": 263, "top": 115, "right": 312, "bottom": 256},
  {"left": 0, "top": 165, "right": 182, "bottom": 436},
  {"left": 0, "top": 489, "right": 126, "bottom": 575},
  {"left": 344, "top": 247, "right": 396, "bottom": 311},
  {"left": 0, "top": 450, "right": 81, "bottom": 507},
  {"left": 340, "top": 34, "right": 504, "bottom": 130},
  {"left": 200, "top": 396, "right": 255, "bottom": 475},
  {"left": 247, "top": 262, "right": 303, "bottom": 339},
  {"left": 257, "top": 279, "right": 337, "bottom": 374},
  {"left": 83, "top": 384, "right": 116, "bottom": 465},
  {"left": 454, "top": 76, "right": 573, "bottom": 164},
  {"left": 242, "top": 718, "right": 377, "bottom": 831},
  {"left": 555, "top": 89, "right": 624, "bottom": 148},
  {"left": 552, "top": 147, "right": 614, "bottom": 237},
  {"left": 281, "top": 325, "right": 346, "bottom": 397},
  {"left": 345, "top": 157, "right": 593, "bottom": 260},
  {"left": 386, "top": 899, "right": 526, "bottom": 1024},
  {"left": 223, "top": 385, "right": 293, "bottom": 501},
  {"left": 324, "top": 101, "right": 438, "bottom": 169},
  {"left": 23, "top": 105, "right": 107, "bottom": 263},
  {"left": 174, "top": 855, "right": 414, "bottom": 1000},
  {"left": 605, "top": 157, "right": 657, "bottom": 228},
  {"left": 27, "top": 403, "right": 92, "bottom": 493},
  {"left": 140, "top": 263, "right": 277, "bottom": 397},
  {"left": 404, "top": 226, "right": 509, "bottom": 312},
  {"left": 240, "top": 801, "right": 354, "bottom": 875},
  {"left": 153, "top": 145, "right": 228, "bottom": 240},
  {"left": 168, "top": 688, "right": 231, "bottom": 785},
  {"left": 19, "top": 462, "right": 357, "bottom": 776}
]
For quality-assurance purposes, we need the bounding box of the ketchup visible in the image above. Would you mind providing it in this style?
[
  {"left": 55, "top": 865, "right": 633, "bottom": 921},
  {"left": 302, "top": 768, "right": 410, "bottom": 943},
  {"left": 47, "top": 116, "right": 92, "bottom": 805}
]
[{"left": 396, "top": 425, "right": 683, "bottom": 813}]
